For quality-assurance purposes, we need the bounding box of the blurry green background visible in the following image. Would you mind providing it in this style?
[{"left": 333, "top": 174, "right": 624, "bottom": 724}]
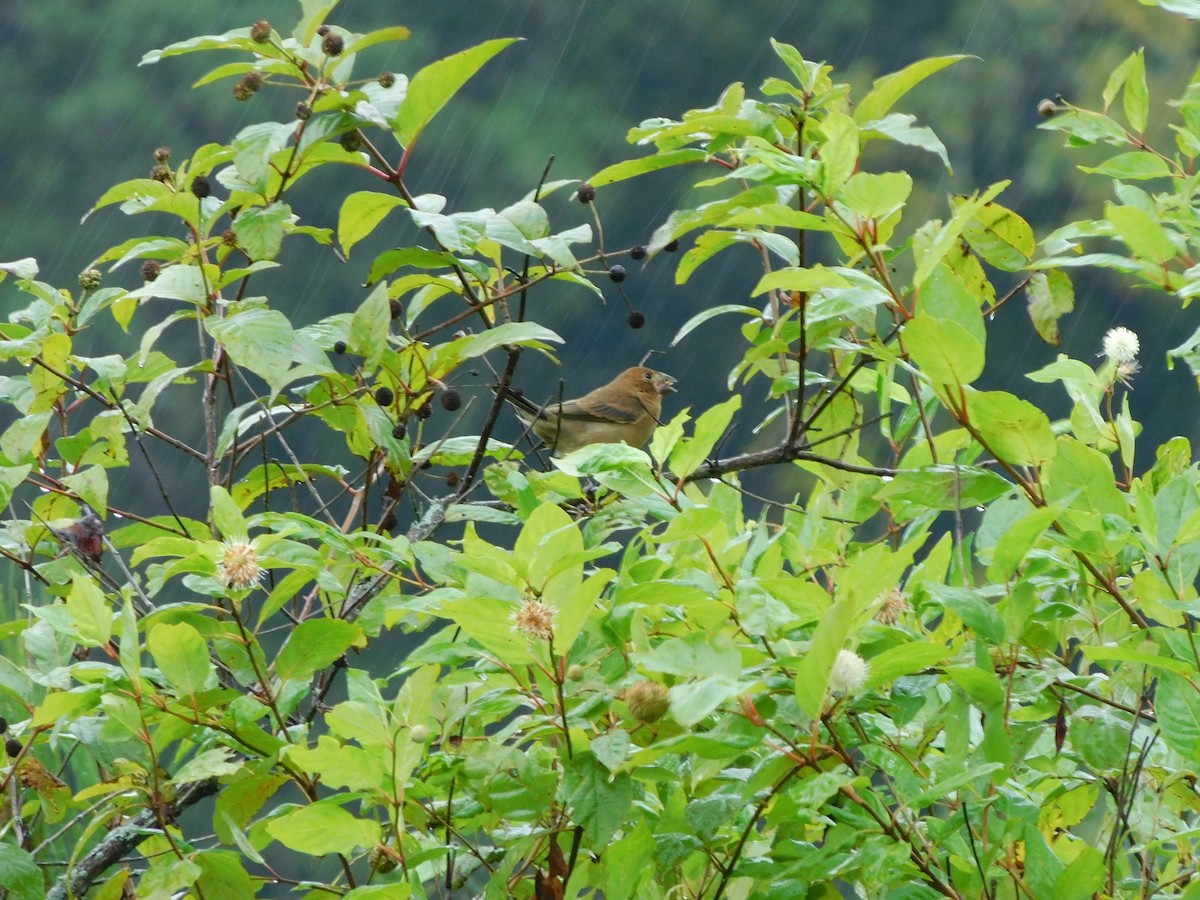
[{"left": 1, "top": 0, "right": 1198, "bottom": 473}]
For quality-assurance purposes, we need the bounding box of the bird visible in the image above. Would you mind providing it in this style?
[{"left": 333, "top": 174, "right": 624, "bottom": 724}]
[
  {"left": 502, "top": 366, "right": 677, "bottom": 455},
  {"left": 46, "top": 509, "right": 105, "bottom": 563}
]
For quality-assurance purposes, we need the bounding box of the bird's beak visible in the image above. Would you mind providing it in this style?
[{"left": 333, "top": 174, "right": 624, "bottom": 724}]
[{"left": 654, "top": 372, "right": 677, "bottom": 394}]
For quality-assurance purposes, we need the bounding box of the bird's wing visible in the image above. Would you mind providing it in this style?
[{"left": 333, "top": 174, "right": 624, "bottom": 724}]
[{"left": 561, "top": 396, "right": 642, "bottom": 424}]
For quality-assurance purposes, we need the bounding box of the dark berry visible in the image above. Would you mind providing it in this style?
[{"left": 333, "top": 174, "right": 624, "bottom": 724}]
[
  {"left": 296, "top": 101, "right": 312, "bottom": 121},
  {"left": 140, "top": 260, "right": 161, "bottom": 282},
  {"left": 380, "top": 511, "right": 398, "bottom": 531},
  {"left": 440, "top": 388, "right": 461, "bottom": 412},
  {"left": 446, "top": 471, "right": 461, "bottom": 487},
  {"left": 627, "top": 311, "right": 646, "bottom": 329},
  {"left": 191, "top": 176, "right": 212, "bottom": 199},
  {"left": 250, "top": 20, "right": 271, "bottom": 43},
  {"left": 5, "top": 738, "right": 20, "bottom": 758},
  {"left": 630, "top": 245, "right": 646, "bottom": 260},
  {"left": 322, "top": 32, "right": 344, "bottom": 56},
  {"left": 389, "top": 299, "right": 402, "bottom": 320},
  {"left": 417, "top": 401, "right": 433, "bottom": 420},
  {"left": 375, "top": 386, "right": 395, "bottom": 407},
  {"left": 577, "top": 183, "right": 596, "bottom": 204},
  {"left": 392, "top": 422, "right": 407, "bottom": 439},
  {"left": 333, "top": 340, "right": 347, "bottom": 354},
  {"left": 150, "top": 164, "right": 171, "bottom": 183},
  {"left": 0, "top": 716, "right": 7, "bottom": 732},
  {"left": 379, "top": 71, "right": 396, "bottom": 88},
  {"left": 221, "top": 230, "right": 238, "bottom": 247},
  {"left": 663, "top": 239, "right": 679, "bottom": 252},
  {"left": 340, "top": 131, "right": 363, "bottom": 153},
  {"left": 154, "top": 146, "right": 171, "bottom": 162},
  {"left": 317, "top": 24, "right": 331, "bottom": 36},
  {"left": 609, "top": 265, "right": 626, "bottom": 283}
]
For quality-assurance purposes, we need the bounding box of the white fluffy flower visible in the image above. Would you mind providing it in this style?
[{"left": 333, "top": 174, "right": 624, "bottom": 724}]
[
  {"left": 1101, "top": 327, "right": 1139, "bottom": 364},
  {"left": 829, "top": 649, "right": 869, "bottom": 695}
]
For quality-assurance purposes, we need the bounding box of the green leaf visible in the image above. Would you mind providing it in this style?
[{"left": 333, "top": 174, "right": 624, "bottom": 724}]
[
  {"left": 148, "top": 622, "right": 214, "bottom": 697},
  {"left": 590, "top": 149, "right": 709, "bottom": 186},
  {"left": 795, "top": 600, "right": 853, "bottom": 717},
  {"left": 1156, "top": 673, "right": 1200, "bottom": 758},
  {"left": 839, "top": 171, "right": 913, "bottom": 219},
  {"left": 194, "top": 852, "right": 256, "bottom": 900},
  {"left": 0, "top": 844, "right": 42, "bottom": 900},
  {"left": 987, "top": 505, "right": 1060, "bottom": 581},
  {"left": 669, "top": 396, "right": 741, "bottom": 478},
  {"left": 1078, "top": 151, "right": 1171, "bottom": 180},
  {"left": 903, "top": 314, "right": 984, "bottom": 387},
  {"left": 0, "top": 258, "right": 38, "bottom": 281},
  {"left": 343, "top": 25, "right": 412, "bottom": 56},
  {"left": 955, "top": 197, "right": 1035, "bottom": 270},
  {"left": 1105, "top": 202, "right": 1179, "bottom": 264},
  {"left": 861, "top": 113, "right": 954, "bottom": 173},
  {"left": 933, "top": 588, "right": 1005, "bottom": 643},
  {"left": 206, "top": 308, "right": 295, "bottom": 396},
  {"left": 913, "top": 181, "right": 1008, "bottom": 285},
  {"left": 231, "top": 121, "right": 294, "bottom": 192},
  {"left": 877, "top": 465, "right": 1012, "bottom": 518},
  {"left": 276, "top": 619, "right": 366, "bottom": 682},
  {"left": 1026, "top": 270, "right": 1075, "bottom": 346},
  {"left": 67, "top": 572, "right": 111, "bottom": 646},
  {"left": 127, "top": 265, "right": 209, "bottom": 305},
  {"left": 855, "top": 55, "right": 972, "bottom": 124},
  {"left": 173, "top": 748, "right": 244, "bottom": 784},
  {"left": 671, "top": 304, "right": 760, "bottom": 347},
  {"left": 234, "top": 202, "right": 292, "bottom": 261},
  {"left": 966, "top": 388, "right": 1057, "bottom": 467},
  {"left": 1104, "top": 48, "right": 1149, "bottom": 133},
  {"left": 338, "top": 191, "right": 408, "bottom": 257},
  {"left": 392, "top": 38, "right": 519, "bottom": 147},
  {"left": 564, "top": 753, "right": 633, "bottom": 845},
  {"left": 591, "top": 730, "right": 631, "bottom": 772},
  {"left": 817, "top": 109, "right": 859, "bottom": 194},
  {"left": 863, "top": 642, "right": 950, "bottom": 688},
  {"left": 266, "top": 802, "right": 381, "bottom": 856},
  {"left": 209, "top": 485, "right": 247, "bottom": 540},
  {"left": 446, "top": 321, "right": 563, "bottom": 360},
  {"left": 349, "top": 282, "right": 391, "bottom": 374},
  {"left": 283, "top": 735, "right": 385, "bottom": 791}
]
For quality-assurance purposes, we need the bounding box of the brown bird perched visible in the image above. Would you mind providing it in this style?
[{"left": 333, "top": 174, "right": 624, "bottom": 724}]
[{"left": 504, "top": 366, "right": 677, "bottom": 454}]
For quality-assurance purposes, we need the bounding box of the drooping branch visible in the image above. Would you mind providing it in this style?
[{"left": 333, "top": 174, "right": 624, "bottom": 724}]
[{"left": 46, "top": 777, "right": 219, "bottom": 900}]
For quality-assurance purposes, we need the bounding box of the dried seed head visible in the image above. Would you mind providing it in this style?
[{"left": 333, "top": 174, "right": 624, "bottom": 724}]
[
  {"left": 218, "top": 540, "right": 263, "bottom": 590},
  {"left": 513, "top": 598, "right": 555, "bottom": 641},
  {"left": 875, "top": 588, "right": 910, "bottom": 625}
]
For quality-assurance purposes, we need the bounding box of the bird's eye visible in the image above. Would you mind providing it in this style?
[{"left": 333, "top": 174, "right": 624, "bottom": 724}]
[{"left": 644, "top": 371, "right": 652, "bottom": 379}]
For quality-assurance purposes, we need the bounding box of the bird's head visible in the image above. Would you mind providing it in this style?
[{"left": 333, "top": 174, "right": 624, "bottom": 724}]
[{"left": 624, "top": 366, "right": 677, "bottom": 396}]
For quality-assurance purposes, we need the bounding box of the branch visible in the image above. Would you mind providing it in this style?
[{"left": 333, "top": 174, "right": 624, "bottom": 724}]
[
  {"left": 46, "top": 777, "right": 219, "bottom": 900},
  {"left": 686, "top": 444, "right": 897, "bottom": 482}
]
